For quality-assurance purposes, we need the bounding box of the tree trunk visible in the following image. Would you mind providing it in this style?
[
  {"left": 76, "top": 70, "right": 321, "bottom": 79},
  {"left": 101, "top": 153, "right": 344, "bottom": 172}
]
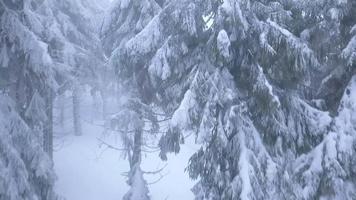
[
  {"left": 131, "top": 129, "right": 142, "bottom": 169},
  {"left": 44, "top": 88, "right": 53, "bottom": 158},
  {"left": 59, "top": 94, "right": 65, "bottom": 127},
  {"left": 99, "top": 87, "right": 109, "bottom": 135},
  {"left": 73, "top": 83, "right": 82, "bottom": 136},
  {"left": 102, "top": 89, "right": 108, "bottom": 121},
  {"left": 124, "top": 128, "right": 150, "bottom": 200}
]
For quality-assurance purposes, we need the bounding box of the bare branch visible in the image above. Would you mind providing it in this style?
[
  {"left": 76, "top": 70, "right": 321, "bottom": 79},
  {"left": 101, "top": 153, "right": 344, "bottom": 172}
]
[
  {"left": 143, "top": 117, "right": 172, "bottom": 123},
  {"left": 143, "top": 143, "right": 160, "bottom": 150},
  {"left": 142, "top": 164, "right": 168, "bottom": 175},
  {"left": 142, "top": 148, "right": 160, "bottom": 153},
  {"left": 97, "top": 138, "right": 127, "bottom": 151},
  {"left": 147, "top": 172, "right": 167, "bottom": 185}
]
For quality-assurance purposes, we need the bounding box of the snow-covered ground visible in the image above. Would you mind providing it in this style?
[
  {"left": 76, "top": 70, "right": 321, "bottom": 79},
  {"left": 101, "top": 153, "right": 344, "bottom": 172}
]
[{"left": 53, "top": 91, "right": 198, "bottom": 200}]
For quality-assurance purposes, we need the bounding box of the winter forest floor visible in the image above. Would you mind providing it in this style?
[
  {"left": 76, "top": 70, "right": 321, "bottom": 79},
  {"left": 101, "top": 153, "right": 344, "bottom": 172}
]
[{"left": 52, "top": 90, "right": 198, "bottom": 200}]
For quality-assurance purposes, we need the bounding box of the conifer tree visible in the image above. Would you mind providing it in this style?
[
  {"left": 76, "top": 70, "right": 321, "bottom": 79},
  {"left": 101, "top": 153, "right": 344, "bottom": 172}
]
[{"left": 102, "top": 0, "right": 162, "bottom": 198}]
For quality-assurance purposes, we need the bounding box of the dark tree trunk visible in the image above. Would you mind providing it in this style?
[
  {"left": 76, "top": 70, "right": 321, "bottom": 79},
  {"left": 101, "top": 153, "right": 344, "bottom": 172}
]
[{"left": 130, "top": 129, "right": 142, "bottom": 169}]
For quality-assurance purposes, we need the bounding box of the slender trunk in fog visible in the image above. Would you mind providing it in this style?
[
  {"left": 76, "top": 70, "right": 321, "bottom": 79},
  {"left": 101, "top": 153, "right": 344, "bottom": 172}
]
[
  {"left": 90, "top": 89, "right": 98, "bottom": 123},
  {"left": 44, "top": 88, "right": 53, "bottom": 158},
  {"left": 101, "top": 89, "right": 108, "bottom": 120},
  {"left": 73, "top": 83, "right": 82, "bottom": 136},
  {"left": 130, "top": 129, "right": 142, "bottom": 169},
  {"left": 59, "top": 94, "right": 65, "bottom": 127},
  {"left": 100, "top": 88, "right": 109, "bottom": 135}
]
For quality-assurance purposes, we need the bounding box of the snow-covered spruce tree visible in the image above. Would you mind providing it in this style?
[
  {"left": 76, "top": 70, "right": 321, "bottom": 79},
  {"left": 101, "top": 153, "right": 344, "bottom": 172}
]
[
  {"left": 102, "top": 0, "right": 162, "bottom": 199},
  {"left": 104, "top": 0, "right": 356, "bottom": 199},
  {"left": 0, "top": 94, "right": 57, "bottom": 200},
  {"left": 0, "top": 0, "right": 59, "bottom": 199},
  {"left": 182, "top": 1, "right": 356, "bottom": 199},
  {"left": 185, "top": 1, "right": 356, "bottom": 199}
]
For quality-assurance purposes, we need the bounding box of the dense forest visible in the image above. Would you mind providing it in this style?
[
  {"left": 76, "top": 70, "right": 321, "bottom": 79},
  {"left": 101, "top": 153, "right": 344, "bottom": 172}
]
[{"left": 0, "top": 0, "right": 355, "bottom": 199}]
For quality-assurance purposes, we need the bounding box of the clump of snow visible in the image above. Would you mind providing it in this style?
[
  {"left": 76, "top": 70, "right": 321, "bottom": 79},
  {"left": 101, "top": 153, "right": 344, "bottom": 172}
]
[
  {"left": 254, "top": 64, "right": 281, "bottom": 107},
  {"left": 334, "top": 75, "right": 356, "bottom": 135},
  {"left": 328, "top": 8, "right": 340, "bottom": 20},
  {"left": 217, "top": 29, "right": 231, "bottom": 59},
  {"left": 170, "top": 89, "right": 196, "bottom": 128},
  {"left": 222, "top": 0, "right": 248, "bottom": 30},
  {"left": 221, "top": 0, "right": 233, "bottom": 14},
  {"left": 341, "top": 33, "right": 356, "bottom": 65},
  {"left": 260, "top": 31, "right": 276, "bottom": 55},
  {"left": 125, "top": 16, "right": 162, "bottom": 57},
  {"left": 202, "top": 12, "right": 214, "bottom": 31},
  {"left": 148, "top": 40, "right": 172, "bottom": 82}
]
